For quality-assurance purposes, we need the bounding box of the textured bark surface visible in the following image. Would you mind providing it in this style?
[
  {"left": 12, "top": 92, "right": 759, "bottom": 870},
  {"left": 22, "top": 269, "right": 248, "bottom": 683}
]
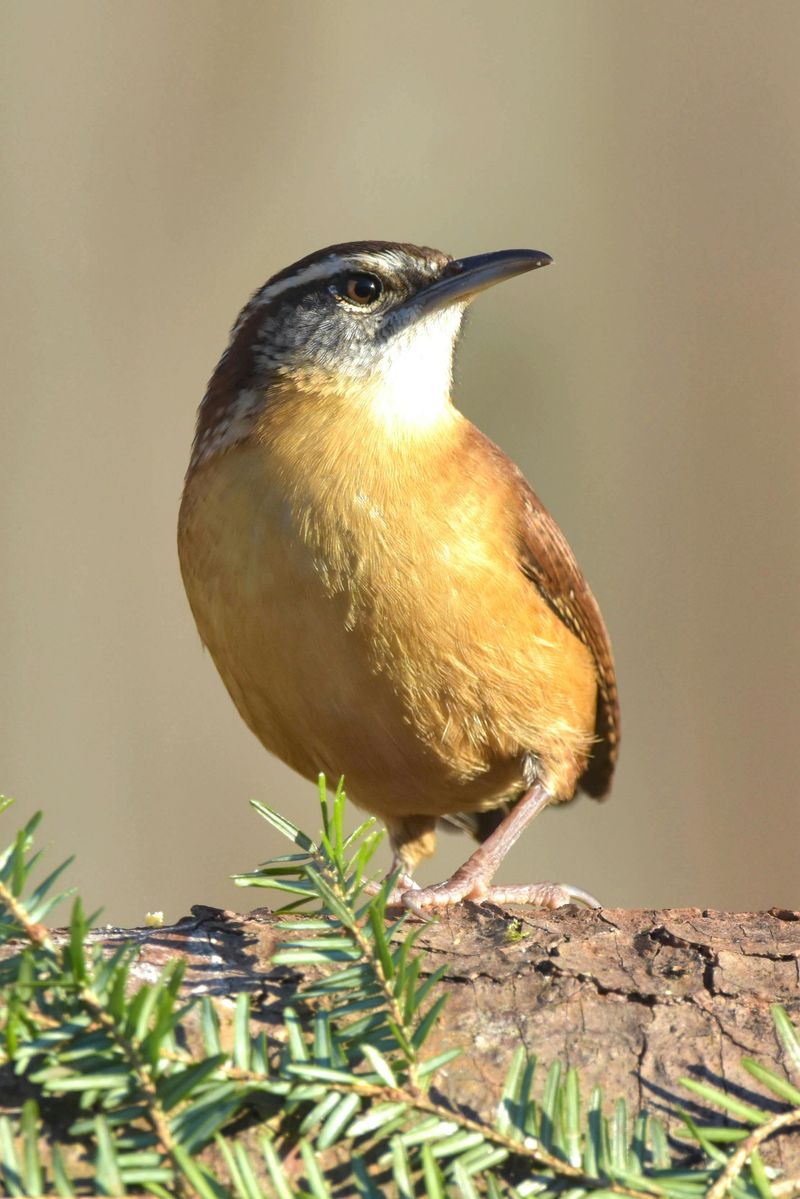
[
  {"left": 109, "top": 905, "right": 800, "bottom": 1163},
  {"left": 3, "top": 903, "right": 800, "bottom": 1182}
]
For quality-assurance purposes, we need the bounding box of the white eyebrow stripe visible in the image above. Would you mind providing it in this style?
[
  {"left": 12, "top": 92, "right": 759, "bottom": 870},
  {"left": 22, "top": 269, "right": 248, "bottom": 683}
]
[
  {"left": 252, "top": 253, "right": 398, "bottom": 306},
  {"left": 227, "top": 248, "right": 445, "bottom": 340},
  {"left": 228, "top": 256, "right": 365, "bottom": 338}
]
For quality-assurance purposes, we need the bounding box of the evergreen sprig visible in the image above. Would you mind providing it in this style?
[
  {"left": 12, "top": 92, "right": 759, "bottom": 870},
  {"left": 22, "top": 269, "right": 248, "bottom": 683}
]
[{"left": 0, "top": 784, "right": 798, "bottom": 1197}]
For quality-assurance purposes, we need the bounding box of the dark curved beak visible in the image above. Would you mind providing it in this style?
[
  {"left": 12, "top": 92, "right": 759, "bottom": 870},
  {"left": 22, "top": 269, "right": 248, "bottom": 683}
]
[{"left": 412, "top": 248, "right": 552, "bottom": 317}]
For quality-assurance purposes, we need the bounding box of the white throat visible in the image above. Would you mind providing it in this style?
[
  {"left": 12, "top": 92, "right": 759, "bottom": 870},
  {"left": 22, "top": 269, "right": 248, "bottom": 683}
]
[{"left": 364, "top": 304, "right": 466, "bottom": 436}]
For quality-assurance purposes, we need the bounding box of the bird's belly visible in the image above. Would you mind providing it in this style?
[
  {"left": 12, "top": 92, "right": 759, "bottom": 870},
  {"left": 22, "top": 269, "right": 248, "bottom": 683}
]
[
  {"left": 178, "top": 446, "right": 596, "bottom": 817},
  {"left": 180, "top": 451, "right": 462, "bottom": 811}
]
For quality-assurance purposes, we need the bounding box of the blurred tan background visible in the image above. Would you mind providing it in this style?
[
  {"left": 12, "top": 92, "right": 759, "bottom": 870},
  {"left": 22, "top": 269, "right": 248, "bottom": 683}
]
[{"left": 2, "top": 2, "right": 798, "bottom": 926}]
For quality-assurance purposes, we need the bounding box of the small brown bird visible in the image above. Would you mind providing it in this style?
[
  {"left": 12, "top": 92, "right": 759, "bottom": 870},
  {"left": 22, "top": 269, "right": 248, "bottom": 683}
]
[{"left": 178, "top": 241, "right": 619, "bottom": 912}]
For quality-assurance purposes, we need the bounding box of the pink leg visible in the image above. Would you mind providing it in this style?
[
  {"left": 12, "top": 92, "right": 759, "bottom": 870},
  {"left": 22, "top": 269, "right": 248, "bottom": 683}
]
[{"left": 402, "top": 783, "right": 601, "bottom": 914}]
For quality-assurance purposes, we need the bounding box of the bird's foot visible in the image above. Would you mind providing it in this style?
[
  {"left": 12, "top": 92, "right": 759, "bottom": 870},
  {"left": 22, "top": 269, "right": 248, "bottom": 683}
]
[{"left": 401, "top": 869, "right": 600, "bottom": 917}]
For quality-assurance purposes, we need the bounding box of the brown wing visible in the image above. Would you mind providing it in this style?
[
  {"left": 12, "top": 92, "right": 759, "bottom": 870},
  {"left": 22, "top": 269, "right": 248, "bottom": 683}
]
[{"left": 510, "top": 471, "right": 620, "bottom": 797}]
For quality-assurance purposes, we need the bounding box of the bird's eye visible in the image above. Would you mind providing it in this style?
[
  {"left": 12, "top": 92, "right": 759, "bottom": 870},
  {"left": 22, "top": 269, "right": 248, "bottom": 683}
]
[{"left": 340, "top": 272, "right": 383, "bottom": 306}]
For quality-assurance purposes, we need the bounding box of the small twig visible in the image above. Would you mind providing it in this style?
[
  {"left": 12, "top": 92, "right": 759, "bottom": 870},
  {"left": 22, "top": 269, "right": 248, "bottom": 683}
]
[
  {"left": 339, "top": 1079, "right": 657, "bottom": 1199},
  {"left": 706, "top": 1108, "right": 800, "bottom": 1199},
  {"left": 310, "top": 855, "right": 423, "bottom": 1091},
  {"left": 79, "top": 984, "right": 191, "bottom": 1199},
  {"left": 0, "top": 875, "right": 190, "bottom": 1199},
  {"left": 0, "top": 878, "right": 54, "bottom": 951},
  {"left": 160, "top": 1041, "right": 659, "bottom": 1199}
]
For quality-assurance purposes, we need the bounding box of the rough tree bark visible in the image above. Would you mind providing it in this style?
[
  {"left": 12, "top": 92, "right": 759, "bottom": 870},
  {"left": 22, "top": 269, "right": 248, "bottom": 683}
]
[
  {"left": 109, "top": 904, "right": 800, "bottom": 1169},
  {"left": 3, "top": 903, "right": 800, "bottom": 1184}
]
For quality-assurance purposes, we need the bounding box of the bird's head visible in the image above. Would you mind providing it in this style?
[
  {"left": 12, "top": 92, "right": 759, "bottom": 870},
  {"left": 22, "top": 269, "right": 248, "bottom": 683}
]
[{"left": 191, "top": 241, "right": 551, "bottom": 467}]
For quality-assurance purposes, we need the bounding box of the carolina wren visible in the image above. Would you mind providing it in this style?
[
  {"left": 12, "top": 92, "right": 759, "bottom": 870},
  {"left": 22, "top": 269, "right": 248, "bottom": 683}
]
[{"left": 178, "top": 241, "right": 619, "bottom": 912}]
